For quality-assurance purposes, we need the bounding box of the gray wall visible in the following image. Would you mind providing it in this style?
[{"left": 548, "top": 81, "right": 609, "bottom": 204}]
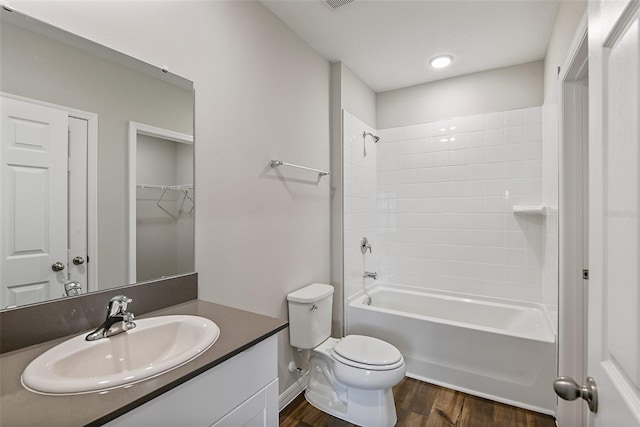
[
  {"left": 377, "top": 61, "right": 544, "bottom": 128},
  {"left": 0, "top": 21, "right": 193, "bottom": 289},
  {"left": 11, "top": 1, "right": 332, "bottom": 397},
  {"left": 175, "top": 143, "right": 195, "bottom": 276},
  {"left": 540, "top": 0, "right": 587, "bottom": 317},
  {"left": 340, "top": 63, "right": 377, "bottom": 129},
  {"left": 543, "top": 0, "right": 587, "bottom": 105}
]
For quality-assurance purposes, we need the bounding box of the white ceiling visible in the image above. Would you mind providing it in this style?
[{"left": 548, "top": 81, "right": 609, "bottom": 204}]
[{"left": 260, "top": 0, "right": 560, "bottom": 93}]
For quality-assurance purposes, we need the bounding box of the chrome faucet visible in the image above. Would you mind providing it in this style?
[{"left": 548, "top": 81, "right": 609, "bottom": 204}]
[
  {"left": 85, "top": 295, "right": 136, "bottom": 341},
  {"left": 63, "top": 280, "right": 82, "bottom": 297},
  {"left": 363, "top": 271, "right": 378, "bottom": 280}
]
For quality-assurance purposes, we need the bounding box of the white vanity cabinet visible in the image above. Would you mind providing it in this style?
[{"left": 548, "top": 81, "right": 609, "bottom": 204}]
[{"left": 106, "top": 335, "right": 278, "bottom": 427}]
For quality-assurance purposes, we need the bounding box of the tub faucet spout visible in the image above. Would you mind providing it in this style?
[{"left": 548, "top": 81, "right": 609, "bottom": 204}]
[{"left": 363, "top": 271, "right": 378, "bottom": 280}]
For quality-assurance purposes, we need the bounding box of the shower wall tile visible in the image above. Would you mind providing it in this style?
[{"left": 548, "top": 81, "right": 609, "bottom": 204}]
[
  {"left": 377, "top": 106, "right": 545, "bottom": 303},
  {"left": 526, "top": 106, "right": 543, "bottom": 124},
  {"left": 485, "top": 112, "right": 505, "bottom": 129}
]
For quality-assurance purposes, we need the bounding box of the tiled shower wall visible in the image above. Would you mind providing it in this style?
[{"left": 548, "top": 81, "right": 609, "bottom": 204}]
[
  {"left": 376, "top": 107, "right": 546, "bottom": 303},
  {"left": 343, "top": 111, "right": 378, "bottom": 301}
]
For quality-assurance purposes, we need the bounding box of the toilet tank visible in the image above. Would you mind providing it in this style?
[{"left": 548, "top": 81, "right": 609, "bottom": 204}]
[{"left": 287, "top": 283, "right": 334, "bottom": 349}]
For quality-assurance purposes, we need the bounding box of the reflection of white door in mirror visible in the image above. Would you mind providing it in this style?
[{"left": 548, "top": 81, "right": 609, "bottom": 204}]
[
  {"left": 68, "top": 117, "right": 88, "bottom": 291},
  {"left": 1, "top": 96, "right": 68, "bottom": 308},
  {"left": 1, "top": 95, "right": 98, "bottom": 308}
]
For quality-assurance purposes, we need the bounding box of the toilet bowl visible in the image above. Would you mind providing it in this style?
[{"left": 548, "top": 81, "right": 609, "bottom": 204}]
[
  {"left": 287, "top": 284, "right": 405, "bottom": 427},
  {"left": 331, "top": 335, "right": 405, "bottom": 389},
  {"left": 306, "top": 336, "right": 405, "bottom": 426}
]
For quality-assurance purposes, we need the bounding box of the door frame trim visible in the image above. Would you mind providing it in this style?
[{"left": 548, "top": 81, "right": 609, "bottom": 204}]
[
  {"left": 557, "top": 12, "right": 588, "bottom": 426},
  {"left": 0, "top": 92, "right": 99, "bottom": 293}
]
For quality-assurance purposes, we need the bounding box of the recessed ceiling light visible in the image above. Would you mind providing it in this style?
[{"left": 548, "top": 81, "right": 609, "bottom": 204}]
[{"left": 430, "top": 55, "right": 453, "bottom": 69}]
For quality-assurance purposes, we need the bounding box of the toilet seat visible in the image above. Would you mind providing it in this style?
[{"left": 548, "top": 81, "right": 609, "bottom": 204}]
[{"left": 332, "top": 335, "right": 404, "bottom": 371}]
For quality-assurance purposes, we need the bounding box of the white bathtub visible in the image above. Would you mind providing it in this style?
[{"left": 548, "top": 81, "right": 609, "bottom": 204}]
[{"left": 347, "top": 284, "right": 556, "bottom": 415}]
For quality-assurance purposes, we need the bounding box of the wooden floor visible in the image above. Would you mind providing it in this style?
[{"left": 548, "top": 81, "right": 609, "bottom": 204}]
[{"left": 280, "top": 378, "right": 556, "bottom": 427}]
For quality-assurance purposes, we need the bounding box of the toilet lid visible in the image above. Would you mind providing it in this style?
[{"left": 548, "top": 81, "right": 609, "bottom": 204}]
[{"left": 333, "top": 335, "right": 402, "bottom": 366}]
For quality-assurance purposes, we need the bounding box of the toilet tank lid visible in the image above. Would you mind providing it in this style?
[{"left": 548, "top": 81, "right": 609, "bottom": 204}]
[{"left": 287, "top": 283, "right": 334, "bottom": 303}]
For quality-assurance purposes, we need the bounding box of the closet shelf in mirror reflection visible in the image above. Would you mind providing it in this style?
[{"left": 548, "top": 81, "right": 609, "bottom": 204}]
[
  {"left": 136, "top": 184, "right": 194, "bottom": 219},
  {"left": 269, "top": 160, "right": 330, "bottom": 177},
  {"left": 512, "top": 205, "right": 547, "bottom": 216}
]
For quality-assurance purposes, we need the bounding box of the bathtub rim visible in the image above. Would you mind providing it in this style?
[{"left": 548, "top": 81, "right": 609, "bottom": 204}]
[{"left": 347, "top": 282, "right": 556, "bottom": 344}]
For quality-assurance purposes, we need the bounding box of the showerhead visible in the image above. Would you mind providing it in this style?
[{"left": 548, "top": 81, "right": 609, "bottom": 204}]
[{"left": 363, "top": 131, "right": 380, "bottom": 143}]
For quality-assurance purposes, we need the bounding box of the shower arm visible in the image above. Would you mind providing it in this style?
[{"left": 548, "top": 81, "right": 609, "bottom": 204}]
[{"left": 362, "top": 131, "right": 380, "bottom": 144}]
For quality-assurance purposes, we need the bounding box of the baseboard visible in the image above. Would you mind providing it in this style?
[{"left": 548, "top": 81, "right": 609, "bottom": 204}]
[{"left": 279, "top": 372, "right": 308, "bottom": 411}]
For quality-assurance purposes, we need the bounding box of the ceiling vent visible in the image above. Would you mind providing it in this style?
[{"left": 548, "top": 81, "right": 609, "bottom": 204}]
[{"left": 324, "top": 0, "right": 355, "bottom": 10}]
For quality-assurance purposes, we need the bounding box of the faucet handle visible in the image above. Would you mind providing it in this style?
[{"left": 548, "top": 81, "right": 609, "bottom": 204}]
[
  {"left": 107, "top": 295, "right": 132, "bottom": 316},
  {"left": 360, "top": 237, "right": 373, "bottom": 254},
  {"left": 123, "top": 312, "right": 136, "bottom": 331}
]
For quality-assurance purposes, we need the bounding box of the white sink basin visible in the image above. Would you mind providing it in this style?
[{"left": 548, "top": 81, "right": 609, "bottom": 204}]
[{"left": 22, "top": 315, "right": 220, "bottom": 395}]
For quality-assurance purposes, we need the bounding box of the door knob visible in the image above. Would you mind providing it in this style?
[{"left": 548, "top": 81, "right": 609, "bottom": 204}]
[
  {"left": 51, "top": 262, "right": 65, "bottom": 272},
  {"left": 553, "top": 376, "right": 598, "bottom": 413},
  {"left": 72, "top": 256, "right": 85, "bottom": 265}
]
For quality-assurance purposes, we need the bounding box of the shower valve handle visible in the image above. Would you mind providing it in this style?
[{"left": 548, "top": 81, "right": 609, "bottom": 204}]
[{"left": 360, "top": 237, "right": 372, "bottom": 254}]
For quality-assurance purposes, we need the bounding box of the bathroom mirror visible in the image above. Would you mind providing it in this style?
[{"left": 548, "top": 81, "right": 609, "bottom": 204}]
[{"left": 0, "top": 8, "right": 195, "bottom": 308}]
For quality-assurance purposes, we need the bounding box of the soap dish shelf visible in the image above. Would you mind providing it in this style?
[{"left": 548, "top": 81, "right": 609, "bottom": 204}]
[{"left": 513, "top": 205, "right": 547, "bottom": 216}]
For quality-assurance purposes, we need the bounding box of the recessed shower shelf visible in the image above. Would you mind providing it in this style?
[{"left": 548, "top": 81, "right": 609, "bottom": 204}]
[{"left": 513, "top": 205, "right": 547, "bottom": 216}]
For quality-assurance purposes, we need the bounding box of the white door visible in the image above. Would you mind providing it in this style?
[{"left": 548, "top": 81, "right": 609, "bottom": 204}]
[
  {"left": 588, "top": 0, "right": 640, "bottom": 425},
  {"left": 0, "top": 96, "right": 68, "bottom": 308},
  {"left": 68, "top": 116, "right": 88, "bottom": 290}
]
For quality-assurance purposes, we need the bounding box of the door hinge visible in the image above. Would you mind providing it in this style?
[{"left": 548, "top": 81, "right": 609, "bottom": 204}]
[{"left": 583, "top": 269, "right": 589, "bottom": 280}]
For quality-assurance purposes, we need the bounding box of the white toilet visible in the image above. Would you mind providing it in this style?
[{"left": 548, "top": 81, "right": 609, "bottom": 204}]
[{"left": 287, "top": 283, "right": 405, "bottom": 427}]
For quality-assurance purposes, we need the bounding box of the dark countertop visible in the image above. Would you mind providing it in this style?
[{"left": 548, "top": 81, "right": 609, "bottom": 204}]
[{"left": 0, "top": 300, "right": 288, "bottom": 426}]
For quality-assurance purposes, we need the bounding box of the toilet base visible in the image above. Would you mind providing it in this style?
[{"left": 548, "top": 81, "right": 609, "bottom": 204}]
[
  {"left": 306, "top": 386, "right": 398, "bottom": 427},
  {"left": 305, "top": 351, "right": 399, "bottom": 427}
]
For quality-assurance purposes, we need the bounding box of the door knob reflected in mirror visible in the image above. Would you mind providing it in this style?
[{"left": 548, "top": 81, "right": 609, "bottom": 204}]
[
  {"left": 72, "top": 256, "right": 85, "bottom": 266},
  {"left": 51, "top": 262, "right": 65, "bottom": 272},
  {"left": 553, "top": 376, "right": 598, "bottom": 413}
]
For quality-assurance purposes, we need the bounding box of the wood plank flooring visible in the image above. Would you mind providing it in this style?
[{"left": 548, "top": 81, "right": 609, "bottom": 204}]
[{"left": 280, "top": 378, "right": 556, "bottom": 427}]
